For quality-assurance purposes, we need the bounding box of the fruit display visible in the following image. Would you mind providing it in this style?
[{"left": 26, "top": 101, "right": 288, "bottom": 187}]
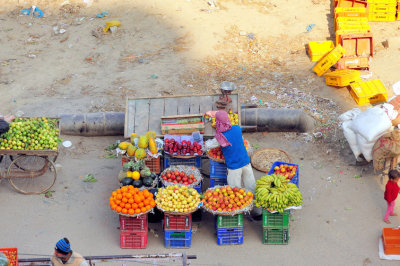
[
  {"left": 164, "top": 138, "right": 202, "bottom": 156},
  {"left": 207, "top": 138, "right": 249, "bottom": 161},
  {"left": 255, "top": 174, "right": 303, "bottom": 213},
  {"left": 160, "top": 165, "right": 201, "bottom": 186},
  {"left": 0, "top": 117, "right": 61, "bottom": 150},
  {"left": 156, "top": 185, "right": 201, "bottom": 213},
  {"left": 119, "top": 159, "right": 157, "bottom": 188},
  {"left": 118, "top": 130, "right": 158, "bottom": 159},
  {"left": 206, "top": 109, "right": 239, "bottom": 127},
  {"left": 272, "top": 163, "right": 298, "bottom": 181},
  {"left": 202, "top": 186, "right": 254, "bottom": 214},
  {"left": 109, "top": 186, "right": 156, "bottom": 216}
]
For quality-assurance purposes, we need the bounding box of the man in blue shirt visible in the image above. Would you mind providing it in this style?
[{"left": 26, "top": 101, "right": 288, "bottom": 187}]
[{"left": 215, "top": 111, "right": 261, "bottom": 217}]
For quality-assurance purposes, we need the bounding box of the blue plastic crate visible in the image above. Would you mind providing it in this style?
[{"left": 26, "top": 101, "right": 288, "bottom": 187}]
[
  {"left": 267, "top": 161, "right": 299, "bottom": 187},
  {"left": 164, "top": 230, "right": 192, "bottom": 248},
  {"left": 194, "top": 182, "right": 202, "bottom": 193},
  {"left": 210, "top": 177, "right": 227, "bottom": 187},
  {"left": 164, "top": 154, "right": 202, "bottom": 169},
  {"left": 210, "top": 160, "right": 227, "bottom": 178},
  {"left": 216, "top": 227, "right": 243, "bottom": 245}
]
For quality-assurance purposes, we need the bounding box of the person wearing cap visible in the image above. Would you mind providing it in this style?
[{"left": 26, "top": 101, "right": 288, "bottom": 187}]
[
  {"left": 52, "top": 238, "right": 89, "bottom": 266},
  {"left": 214, "top": 110, "right": 261, "bottom": 218}
]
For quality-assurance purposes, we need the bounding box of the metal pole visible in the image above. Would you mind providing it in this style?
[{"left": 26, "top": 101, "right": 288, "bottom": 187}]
[{"left": 182, "top": 252, "right": 187, "bottom": 266}]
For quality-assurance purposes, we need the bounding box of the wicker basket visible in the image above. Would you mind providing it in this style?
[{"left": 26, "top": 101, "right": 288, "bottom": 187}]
[{"left": 251, "top": 148, "right": 292, "bottom": 173}]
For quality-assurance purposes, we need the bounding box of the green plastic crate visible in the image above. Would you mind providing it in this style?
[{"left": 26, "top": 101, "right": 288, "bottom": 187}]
[
  {"left": 262, "top": 227, "right": 289, "bottom": 245},
  {"left": 216, "top": 214, "right": 243, "bottom": 228},
  {"left": 262, "top": 209, "right": 289, "bottom": 228}
]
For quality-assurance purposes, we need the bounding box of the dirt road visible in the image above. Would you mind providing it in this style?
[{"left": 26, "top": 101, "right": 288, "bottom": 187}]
[{"left": 0, "top": 0, "right": 399, "bottom": 265}]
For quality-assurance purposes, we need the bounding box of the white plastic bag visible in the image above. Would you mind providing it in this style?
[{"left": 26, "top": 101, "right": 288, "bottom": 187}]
[
  {"left": 382, "top": 103, "right": 399, "bottom": 120},
  {"left": 356, "top": 134, "right": 376, "bottom": 162},
  {"left": 342, "top": 121, "right": 361, "bottom": 158},
  {"left": 350, "top": 106, "right": 392, "bottom": 142},
  {"left": 338, "top": 108, "right": 361, "bottom": 122}
]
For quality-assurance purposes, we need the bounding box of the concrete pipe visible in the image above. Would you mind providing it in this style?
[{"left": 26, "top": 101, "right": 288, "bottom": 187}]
[
  {"left": 59, "top": 112, "right": 125, "bottom": 136},
  {"left": 241, "top": 108, "right": 315, "bottom": 133}
]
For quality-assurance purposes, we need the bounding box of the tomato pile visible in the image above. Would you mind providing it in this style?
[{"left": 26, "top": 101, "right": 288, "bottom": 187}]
[{"left": 161, "top": 169, "right": 198, "bottom": 185}]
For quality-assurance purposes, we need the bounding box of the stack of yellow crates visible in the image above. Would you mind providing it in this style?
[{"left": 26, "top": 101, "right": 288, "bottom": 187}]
[
  {"left": 333, "top": 3, "right": 372, "bottom": 69},
  {"left": 397, "top": 0, "right": 400, "bottom": 20},
  {"left": 367, "top": 0, "right": 397, "bottom": 21}
]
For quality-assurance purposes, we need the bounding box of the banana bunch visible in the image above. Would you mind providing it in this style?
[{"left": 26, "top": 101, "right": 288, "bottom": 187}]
[{"left": 255, "top": 174, "right": 303, "bottom": 213}]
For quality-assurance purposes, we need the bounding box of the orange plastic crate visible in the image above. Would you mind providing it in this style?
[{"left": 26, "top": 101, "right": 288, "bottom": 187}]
[
  {"left": 0, "top": 248, "right": 18, "bottom": 266},
  {"left": 340, "top": 32, "right": 374, "bottom": 57},
  {"left": 335, "top": 0, "right": 369, "bottom": 9},
  {"left": 382, "top": 227, "right": 400, "bottom": 255}
]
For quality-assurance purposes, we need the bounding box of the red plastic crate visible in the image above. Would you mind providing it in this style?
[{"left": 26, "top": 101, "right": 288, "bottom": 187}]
[
  {"left": 164, "top": 213, "right": 192, "bottom": 231},
  {"left": 121, "top": 155, "right": 161, "bottom": 174},
  {"left": 382, "top": 227, "right": 400, "bottom": 255},
  {"left": 120, "top": 230, "right": 148, "bottom": 249},
  {"left": 120, "top": 214, "right": 148, "bottom": 232},
  {"left": 0, "top": 248, "right": 18, "bottom": 266}
]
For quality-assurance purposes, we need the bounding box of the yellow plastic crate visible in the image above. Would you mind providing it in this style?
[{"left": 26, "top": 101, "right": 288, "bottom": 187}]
[
  {"left": 308, "top": 41, "right": 335, "bottom": 62},
  {"left": 369, "top": 3, "right": 397, "bottom": 12},
  {"left": 367, "top": 0, "right": 396, "bottom": 3},
  {"left": 335, "top": 28, "right": 371, "bottom": 45},
  {"left": 335, "top": 17, "right": 369, "bottom": 30},
  {"left": 335, "top": 7, "right": 368, "bottom": 18},
  {"left": 313, "top": 45, "right": 346, "bottom": 76},
  {"left": 368, "top": 12, "right": 397, "bottom": 21},
  {"left": 349, "top": 79, "right": 388, "bottom": 105},
  {"left": 324, "top": 69, "right": 361, "bottom": 87},
  {"left": 336, "top": 23, "right": 371, "bottom": 31}
]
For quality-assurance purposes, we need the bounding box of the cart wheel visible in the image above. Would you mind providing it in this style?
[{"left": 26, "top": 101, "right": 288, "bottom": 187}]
[{"left": 7, "top": 155, "right": 57, "bottom": 195}]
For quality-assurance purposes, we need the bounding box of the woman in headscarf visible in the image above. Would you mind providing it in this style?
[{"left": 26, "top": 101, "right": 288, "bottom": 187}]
[{"left": 214, "top": 110, "right": 257, "bottom": 197}]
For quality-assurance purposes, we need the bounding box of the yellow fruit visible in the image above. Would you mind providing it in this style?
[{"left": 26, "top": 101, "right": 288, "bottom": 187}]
[
  {"left": 118, "top": 142, "right": 130, "bottom": 150},
  {"left": 138, "top": 136, "right": 148, "bottom": 149},
  {"left": 148, "top": 138, "right": 157, "bottom": 154},
  {"left": 126, "top": 171, "right": 133, "bottom": 178},
  {"left": 127, "top": 144, "right": 137, "bottom": 157},
  {"left": 132, "top": 171, "right": 140, "bottom": 180},
  {"left": 130, "top": 133, "right": 139, "bottom": 144},
  {"left": 135, "top": 148, "right": 147, "bottom": 159},
  {"left": 145, "top": 131, "right": 156, "bottom": 139}
]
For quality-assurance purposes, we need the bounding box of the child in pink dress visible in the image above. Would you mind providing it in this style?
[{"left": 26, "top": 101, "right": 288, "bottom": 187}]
[{"left": 384, "top": 170, "right": 400, "bottom": 224}]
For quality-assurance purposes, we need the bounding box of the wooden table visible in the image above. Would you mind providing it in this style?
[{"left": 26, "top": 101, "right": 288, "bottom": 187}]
[{"left": 124, "top": 93, "right": 240, "bottom": 138}]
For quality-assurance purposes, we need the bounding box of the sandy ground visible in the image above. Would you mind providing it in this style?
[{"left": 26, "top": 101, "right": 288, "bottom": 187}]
[{"left": 1, "top": 0, "right": 400, "bottom": 265}]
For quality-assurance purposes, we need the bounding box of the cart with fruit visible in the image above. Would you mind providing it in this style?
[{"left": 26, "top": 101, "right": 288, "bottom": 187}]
[{"left": 0, "top": 117, "right": 61, "bottom": 194}]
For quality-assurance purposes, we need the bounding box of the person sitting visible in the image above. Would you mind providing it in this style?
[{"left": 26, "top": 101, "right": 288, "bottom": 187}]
[{"left": 52, "top": 238, "right": 89, "bottom": 266}]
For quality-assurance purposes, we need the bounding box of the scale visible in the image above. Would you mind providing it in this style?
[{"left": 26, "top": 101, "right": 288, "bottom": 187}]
[{"left": 216, "top": 81, "right": 237, "bottom": 110}]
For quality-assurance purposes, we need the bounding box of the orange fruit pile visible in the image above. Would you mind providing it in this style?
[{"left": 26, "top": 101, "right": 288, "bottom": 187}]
[{"left": 109, "top": 186, "right": 156, "bottom": 215}]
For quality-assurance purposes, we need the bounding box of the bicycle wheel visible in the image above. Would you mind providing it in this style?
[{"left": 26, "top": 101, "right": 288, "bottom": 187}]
[{"left": 8, "top": 155, "right": 57, "bottom": 194}]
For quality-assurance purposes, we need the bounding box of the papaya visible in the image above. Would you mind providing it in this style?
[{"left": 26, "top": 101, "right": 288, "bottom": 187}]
[
  {"left": 118, "top": 142, "right": 130, "bottom": 150},
  {"left": 148, "top": 137, "right": 158, "bottom": 154},
  {"left": 138, "top": 136, "right": 149, "bottom": 149},
  {"left": 145, "top": 131, "right": 156, "bottom": 139},
  {"left": 127, "top": 144, "right": 137, "bottom": 157},
  {"left": 130, "top": 133, "right": 139, "bottom": 144},
  {"left": 135, "top": 148, "right": 147, "bottom": 159}
]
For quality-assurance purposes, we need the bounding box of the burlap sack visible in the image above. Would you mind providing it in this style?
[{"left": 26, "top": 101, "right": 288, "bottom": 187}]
[
  {"left": 389, "top": 96, "right": 400, "bottom": 126},
  {"left": 372, "top": 130, "right": 400, "bottom": 171}
]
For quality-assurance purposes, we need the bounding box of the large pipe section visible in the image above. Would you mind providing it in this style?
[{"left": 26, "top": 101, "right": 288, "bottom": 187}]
[
  {"left": 59, "top": 109, "right": 315, "bottom": 136},
  {"left": 241, "top": 107, "right": 315, "bottom": 133}
]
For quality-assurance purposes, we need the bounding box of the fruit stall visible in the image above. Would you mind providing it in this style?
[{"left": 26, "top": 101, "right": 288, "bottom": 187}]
[
  {"left": 107, "top": 94, "right": 303, "bottom": 249},
  {"left": 0, "top": 117, "right": 62, "bottom": 194}
]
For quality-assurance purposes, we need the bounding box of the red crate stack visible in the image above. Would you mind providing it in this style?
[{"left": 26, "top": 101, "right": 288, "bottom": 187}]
[
  {"left": 120, "top": 214, "right": 148, "bottom": 249},
  {"left": 164, "top": 213, "right": 192, "bottom": 231}
]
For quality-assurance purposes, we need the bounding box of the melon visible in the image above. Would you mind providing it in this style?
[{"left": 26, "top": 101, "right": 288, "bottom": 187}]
[
  {"left": 145, "top": 131, "right": 156, "bottom": 139},
  {"left": 148, "top": 138, "right": 157, "bottom": 154},
  {"left": 118, "top": 142, "right": 130, "bottom": 150},
  {"left": 138, "top": 136, "right": 149, "bottom": 149},
  {"left": 127, "top": 144, "right": 137, "bottom": 157},
  {"left": 135, "top": 148, "right": 147, "bottom": 159},
  {"left": 130, "top": 133, "right": 139, "bottom": 144}
]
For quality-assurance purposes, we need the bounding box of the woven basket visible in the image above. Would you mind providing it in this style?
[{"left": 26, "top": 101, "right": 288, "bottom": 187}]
[
  {"left": 156, "top": 204, "right": 200, "bottom": 215},
  {"left": 251, "top": 148, "right": 292, "bottom": 173}
]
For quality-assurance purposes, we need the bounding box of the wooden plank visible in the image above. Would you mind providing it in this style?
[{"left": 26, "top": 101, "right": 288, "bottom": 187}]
[
  {"left": 164, "top": 98, "right": 178, "bottom": 116},
  {"left": 177, "top": 97, "right": 190, "bottom": 115},
  {"left": 148, "top": 98, "right": 165, "bottom": 136},
  {"left": 198, "top": 96, "right": 214, "bottom": 136},
  {"left": 134, "top": 99, "right": 150, "bottom": 136},
  {"left": 189, "top": 96, "right": 200, "bottom": 114},
  {"left": 125, "top": 99, "right": 136, "bottom": 138}
]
